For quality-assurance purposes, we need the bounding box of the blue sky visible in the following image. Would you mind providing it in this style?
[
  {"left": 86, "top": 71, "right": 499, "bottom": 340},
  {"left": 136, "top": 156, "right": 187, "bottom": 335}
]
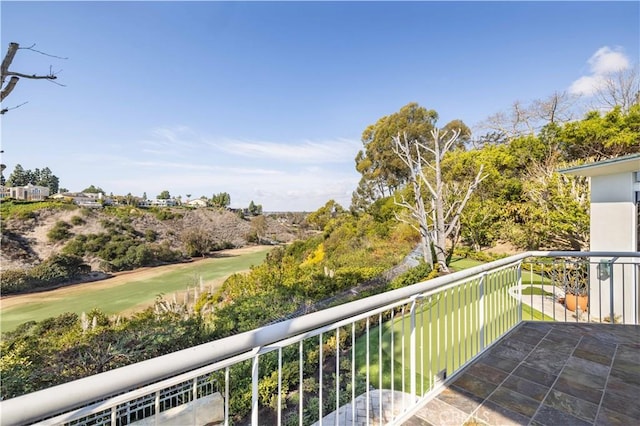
[{"left": 1, "top": 1, "right": 638, "bottom": 212}]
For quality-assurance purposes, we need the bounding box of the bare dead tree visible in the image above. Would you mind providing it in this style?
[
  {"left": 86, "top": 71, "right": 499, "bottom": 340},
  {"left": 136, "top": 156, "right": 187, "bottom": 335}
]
[
  {"left": 479, "top": 92, "right": 580, "bottom": 139},
  {"left": 392, "top": 130, "right": 487, "bottom": 272},
  {"left": 1, "top": 42, "right": 66, "bottom": 114},
  {"left": 531, "top": 91, "right": 579, "bottom": 125},
  {"left": 391, "top": 133, "right": 434, "bottom": 268},
  {"left": 591, "top": 67, "right": 640, "bottom": 113}
]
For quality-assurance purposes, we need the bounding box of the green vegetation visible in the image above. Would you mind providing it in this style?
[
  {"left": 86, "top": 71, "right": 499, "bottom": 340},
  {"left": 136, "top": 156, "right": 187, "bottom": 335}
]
[
  {"left": 0, "top": 199, "right": 76, "bottom": 220},
  {"left": 1, "top": 97, "right": 636, "bottom": 422},
  {"left": 0, "top": 254, "right": 89, "bottom": 295},
  {"left": 47, "top": 220, "right": 73, "bottom": 242},
  {"left": 5, "top": 164, "right": 60, "bottom": 194},
  {"left": 521, "top": 286, "right": 554, "bottom": 296}
]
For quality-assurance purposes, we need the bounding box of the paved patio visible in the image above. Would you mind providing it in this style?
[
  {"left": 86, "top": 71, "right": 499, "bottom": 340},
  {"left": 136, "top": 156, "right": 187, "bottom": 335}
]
[{"left": 402, "top": 321, "right": 640, "bottom": 426}]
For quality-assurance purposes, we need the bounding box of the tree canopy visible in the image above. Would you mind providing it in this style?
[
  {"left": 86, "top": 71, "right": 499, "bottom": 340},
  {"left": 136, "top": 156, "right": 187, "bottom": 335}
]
[{"left": 6, "top": 164, "right": 60, "bottom": 194}]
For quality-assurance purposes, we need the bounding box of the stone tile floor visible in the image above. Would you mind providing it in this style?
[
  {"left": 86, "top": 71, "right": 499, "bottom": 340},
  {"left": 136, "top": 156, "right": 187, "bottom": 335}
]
[{"left": 403, "top": 321, "right": 640, "bottom": 426}]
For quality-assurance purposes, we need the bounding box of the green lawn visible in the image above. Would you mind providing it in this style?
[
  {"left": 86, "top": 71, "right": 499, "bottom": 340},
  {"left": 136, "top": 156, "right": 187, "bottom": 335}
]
[
  {"left": 1, "top": 248, "right": 271, "bottom": 332},
  {"left": 354, "top": 256, "right": 555, "bottom": 391}
]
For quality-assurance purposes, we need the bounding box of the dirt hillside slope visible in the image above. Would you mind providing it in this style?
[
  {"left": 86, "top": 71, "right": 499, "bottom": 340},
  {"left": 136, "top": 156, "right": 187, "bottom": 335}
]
[{"left": 1, "top": 205, "right": 306, "bottom": 272}]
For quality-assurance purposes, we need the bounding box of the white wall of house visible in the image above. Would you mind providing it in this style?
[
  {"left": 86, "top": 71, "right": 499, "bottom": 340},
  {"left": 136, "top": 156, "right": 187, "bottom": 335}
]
[
  {"left": 590, "top": 171, "right": 638, "bottom": 324},
  {"left": 562, "top": 154, "right": 640, "bottom": 324},
  {"left": 7, "top": 184, "right": 50, "bottom": 201},
  {"left": 590, "top": 172, "right": 636, "bottom": 252}
]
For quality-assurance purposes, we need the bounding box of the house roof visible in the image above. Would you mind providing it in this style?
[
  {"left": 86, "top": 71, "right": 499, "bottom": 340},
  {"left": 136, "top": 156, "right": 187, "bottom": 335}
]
[{"left": 559, "top": 153, "right": 640, "bottom": 177}]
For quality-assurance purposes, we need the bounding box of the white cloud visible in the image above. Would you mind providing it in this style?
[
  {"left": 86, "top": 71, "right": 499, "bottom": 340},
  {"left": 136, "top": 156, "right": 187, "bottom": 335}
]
[
  {"left": 569, "top": 46, "right": 631, "bottom": 96},
  {"left": 588, "top": 47, "right": 630, "bottom": 75},
  {"left": 68, "top": 129, "right": 362, "bottom": 211},
  {"left": 568, "top": 75, "right": 605, "bottom": 96},
  {"left": 215, "top": 138, "right": 361, "bottom": 163}
]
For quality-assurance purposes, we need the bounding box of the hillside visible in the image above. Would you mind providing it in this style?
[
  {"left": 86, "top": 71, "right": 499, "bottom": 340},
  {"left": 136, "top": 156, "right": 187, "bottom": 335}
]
[{"left": 0, "top": 203, "right": 308, "bottom": 273}]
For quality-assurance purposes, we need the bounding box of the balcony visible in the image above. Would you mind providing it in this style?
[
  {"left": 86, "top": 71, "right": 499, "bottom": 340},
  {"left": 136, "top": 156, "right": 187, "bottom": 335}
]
[{"left": 1, "top": 251, "right": 638, "bottom": 426}]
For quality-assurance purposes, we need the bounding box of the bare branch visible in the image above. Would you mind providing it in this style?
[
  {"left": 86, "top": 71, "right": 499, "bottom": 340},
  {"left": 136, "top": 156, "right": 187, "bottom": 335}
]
[
  {"left": 4, "top": 71, "right": 58, "bottom": 80},
  {"left": 0, "top": 100, "right": 28, "bottom": 115},
  {"left": 1, "top": 42, "right": 66, "bottom": 111},
  {"left": 19, "top": 43, "right": 69, "bottom": 60}
]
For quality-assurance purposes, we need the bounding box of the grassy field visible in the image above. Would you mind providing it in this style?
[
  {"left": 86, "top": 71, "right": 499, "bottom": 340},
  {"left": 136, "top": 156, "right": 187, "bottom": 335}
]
[{"left": 0, "top": 247, "right": 271, "bottom": 332}]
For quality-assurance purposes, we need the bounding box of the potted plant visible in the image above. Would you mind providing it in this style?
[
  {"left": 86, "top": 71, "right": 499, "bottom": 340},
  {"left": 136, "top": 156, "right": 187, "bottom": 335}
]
[{"left": 561, "top": 261, "right": 589, "bottom": 312}]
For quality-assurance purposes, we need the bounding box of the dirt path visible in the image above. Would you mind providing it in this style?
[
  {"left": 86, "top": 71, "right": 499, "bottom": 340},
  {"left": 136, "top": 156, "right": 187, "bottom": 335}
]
[{"left": 0, "top": 246, "right": 268, "bottom": 311}]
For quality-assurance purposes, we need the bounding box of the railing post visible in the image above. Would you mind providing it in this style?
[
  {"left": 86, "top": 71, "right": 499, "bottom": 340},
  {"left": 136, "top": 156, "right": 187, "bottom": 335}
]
[{"left": 478, "top": 273, "right": 486, "bottom": 351}]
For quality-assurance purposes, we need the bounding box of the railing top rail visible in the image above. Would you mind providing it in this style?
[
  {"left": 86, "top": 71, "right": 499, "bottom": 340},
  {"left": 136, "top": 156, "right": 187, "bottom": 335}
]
[{"left": 2, "top": 250, "right": 639, "bottom": 425}]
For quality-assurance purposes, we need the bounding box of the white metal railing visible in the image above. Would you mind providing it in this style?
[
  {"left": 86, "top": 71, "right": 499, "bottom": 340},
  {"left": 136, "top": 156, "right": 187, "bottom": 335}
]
[{"left": 1, "top": 251, "right": 638, "bottom": 426}]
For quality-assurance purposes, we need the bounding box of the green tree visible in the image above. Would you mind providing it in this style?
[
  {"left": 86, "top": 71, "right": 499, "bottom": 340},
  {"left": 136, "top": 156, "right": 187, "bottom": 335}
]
[
  {"left": 211, "top": 192, "right": 231, "bottom": 208},
  {"left": 248, "top": 200, "right": 262, "bottom": 215},
  {"left": 157, "top": 190, "right": 171, "bottom": 200},
  {"left": 6, "top": 164, "right": 60, "bottom": 193},
  {"left": 353, "top": 103, "right": 441, "bottom": 209},
  {"left": 82, "top": 185, "right": 105, "bottom": 194},
  {"left": 306, "top": 200, "right": 344, "bottom": 230},
  {"left": 36, "top": 167, "right": 59, "bottom": 194},
  {"left": 6, "top": 164, "right": 29, "bottom": 186},
  {"left": 559, "top": 104, "right": 640, "bottom": 162}
]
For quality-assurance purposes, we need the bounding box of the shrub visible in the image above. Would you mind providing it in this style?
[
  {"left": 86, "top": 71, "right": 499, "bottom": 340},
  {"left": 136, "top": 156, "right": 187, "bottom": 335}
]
[
  {"left": 388, "top": 261, "right": 433, "bottom": 290},
  {"left": 69, "top": 215, "right": 85, "bottom": 226},
  {"left": 47, "top": 221, "right": 73, "bottom": 242},
  {"left": 144, "top": 229, "right": 157, "bottom": 242},
  {"left": 0, "top": 269, "right": 35, "bottom": 293}
]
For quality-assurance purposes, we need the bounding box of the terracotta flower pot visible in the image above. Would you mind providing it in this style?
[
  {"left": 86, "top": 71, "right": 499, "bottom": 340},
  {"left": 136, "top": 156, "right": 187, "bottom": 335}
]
[{"left": 565, "top": 293, "right": 588, "bottom": 312}]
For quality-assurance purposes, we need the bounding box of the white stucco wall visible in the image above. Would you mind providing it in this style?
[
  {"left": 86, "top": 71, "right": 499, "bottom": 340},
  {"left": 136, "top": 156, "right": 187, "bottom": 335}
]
[
  {"left": 588, "top": 171, "right": 638, "bottom": 323},
  {"left": 590, "top": 172, "right": 636, "bottom": 251}
]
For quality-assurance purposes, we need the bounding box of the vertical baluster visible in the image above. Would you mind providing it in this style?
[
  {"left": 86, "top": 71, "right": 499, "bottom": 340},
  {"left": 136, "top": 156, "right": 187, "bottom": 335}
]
[
  {"left": 225, "top": 367, "right": 230, "bottom": 426},
  {"left": 192, "top": 377, "right": 198, "bottom": 425},
  {"left": 378, "top": 313, "right": 382, "bottom": 425},
  {"left": 154, "top": 390, "right": 160, "bottom": 426},
  {"left": 299, "top": 340, "right": 304, "bottom": 426},
  {"left": 410, "top": 298, "right": 417, "bottom": 400},
  {"left": 479, "top": 273, "right": 486, "bottom": 352},
  {"left": 252, "top": 354, "right": 259, "bottom": 425},
  {"left": 390, "top": 310, "right": 395, "bottom": 416},
  {"left": 336, "top": 327, "right": 340, "bottom": 425},
  {"left": 278, "top": 347, "right": 282, "bottom": 426},
  {"left": 366, "top": 317, "right": 370, "bottom": 424},
  {"left": 319, "top": 333, "right": 323, "bottom": 426},
  {"left": 351, "top": 322, "right": 356, "bottom": 425}
]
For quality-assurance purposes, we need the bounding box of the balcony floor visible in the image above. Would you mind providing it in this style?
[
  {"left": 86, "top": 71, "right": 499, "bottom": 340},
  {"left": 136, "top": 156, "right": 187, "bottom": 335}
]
[{"left": 402, "top": 321, "right": 640, "bottom": 426}]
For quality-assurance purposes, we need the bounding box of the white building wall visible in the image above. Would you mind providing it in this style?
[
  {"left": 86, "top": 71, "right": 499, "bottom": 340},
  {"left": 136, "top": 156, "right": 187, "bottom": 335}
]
[{"left": 588, "top": 172, "right": 638, "bottom": 323}]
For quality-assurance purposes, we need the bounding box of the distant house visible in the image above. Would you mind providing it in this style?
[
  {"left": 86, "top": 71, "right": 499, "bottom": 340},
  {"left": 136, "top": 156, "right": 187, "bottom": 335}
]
[
  {"left": 3, "top": 184, "right": 50, "bottom": 201},
  {"left": 51, "top": 191, "right": 109, "bottom": 208},
  {"left": 187, "top": 199, "right": 208, "bottom": 208},
  {"left": 139, "top": 198, "right": 178, "bottom": 208}
]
